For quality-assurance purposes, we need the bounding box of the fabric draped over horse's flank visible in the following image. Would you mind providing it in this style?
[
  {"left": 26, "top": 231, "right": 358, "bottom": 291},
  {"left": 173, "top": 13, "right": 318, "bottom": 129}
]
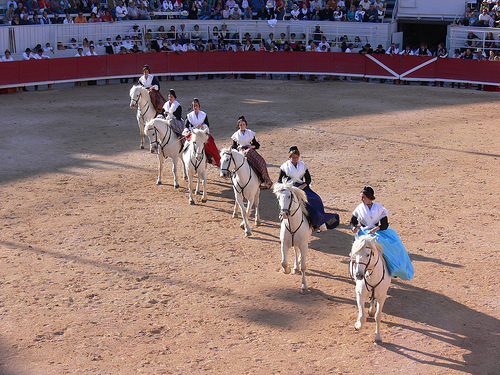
[{"left": 357, "top": 229, "right": 414, "bottom": 280}]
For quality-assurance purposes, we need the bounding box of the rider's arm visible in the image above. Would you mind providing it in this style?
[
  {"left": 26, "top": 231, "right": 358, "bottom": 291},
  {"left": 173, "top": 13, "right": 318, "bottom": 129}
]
[
  {"left": 303, "top": 169, "right": 311, "bottom": 186},
  {"left": 378, "top": 216, "right": 388, "bottom": 230},
  {"left": 151, "top": 76, "right": 160, "bottom": 90},
  {"left": 172, "top": 105, "right": 182, "bottom": 120},
  {"left": 350, "top": 215, "right": 359, "bottom": 232},
  {"left": 204, "top": 115, "right": 210, "bottom": 127},
  {"left": 250, "top": 137, "right": 260, "bottom": 149},
  {"left": 277, "top": 170, "right": 286, "bottom": 183},
  {"left": 231, "top": 140, "right": 239, "bottom": 149}
]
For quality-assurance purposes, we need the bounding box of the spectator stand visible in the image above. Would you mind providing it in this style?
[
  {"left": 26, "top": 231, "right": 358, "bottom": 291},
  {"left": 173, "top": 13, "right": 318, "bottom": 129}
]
[{"left": 448, "top": 24, "right": 500, "bottom": 56}]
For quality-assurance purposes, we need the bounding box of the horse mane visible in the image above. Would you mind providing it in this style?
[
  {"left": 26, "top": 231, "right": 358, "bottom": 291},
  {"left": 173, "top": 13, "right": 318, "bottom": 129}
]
[
  {"left": 220, "top": 146, "right": 232, "bottom": 155},
  {"left": 273, "top": 182, "right": 309, "bottom": 216},
  {"left": 350, "top": 235, "right": 383, "bottom": 258},
  {"left": 191, "top": 128, "right": 208, "bottom": 143},
  {"left": 129, "top": 84, "right": 141, "bottom": 97}
]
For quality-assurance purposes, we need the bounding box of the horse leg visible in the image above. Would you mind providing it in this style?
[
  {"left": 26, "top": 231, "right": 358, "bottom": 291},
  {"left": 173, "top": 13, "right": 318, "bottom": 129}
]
[
  {"left": 374, "top": 295, "right": 387, "bottom": 343},
  {"left": 232, "top": 200, "right": 238, "bottom": 219},
  {"left": 354, "top": 288, "right": 366, "bottom": 331},
  {"left": 254, "top": 190, "right": 261, "bottom": 226},
  {"left": 171, "top": 155, "right": 179, "bottom": 189},
  {"left": 138, "top": 113, "right": 145, "bottom": 149},
  {"left": 235, "top": 192, "right": 251, "bottom": 237},
  {"left": 156, "top": 154, "right": 163, "bottom": 185},
  {"left": 280, "top": 238, "right": 291, "bottom": 274},
  {"left": 299, "top": 243, "right": 308, "bottom": 293},
  {"left": 292, "top": 246, "right": 301, "bottom": 275},
  {"left": 201, "top": 170, "right": 207, "bottom": 203},
  {"left": 368, "top": 299, "right": 376, "bottom": 318},
  {"left": 187, "top": 172, "right": 195, "bottom": 205}
]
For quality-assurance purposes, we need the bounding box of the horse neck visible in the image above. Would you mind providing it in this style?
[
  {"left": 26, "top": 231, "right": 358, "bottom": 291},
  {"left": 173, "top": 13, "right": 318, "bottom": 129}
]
[
  {"left": 232, "top": 150, "right": 251, "bottom": 178},
  {"left": 138, "top": 88, "right": 154, "bottom": 113},
  {"left": 288, "top": 191, "right": 306, "bottom": 224},
  {"left": 365, "top": 248, "right": 385, "bottom": 280}
]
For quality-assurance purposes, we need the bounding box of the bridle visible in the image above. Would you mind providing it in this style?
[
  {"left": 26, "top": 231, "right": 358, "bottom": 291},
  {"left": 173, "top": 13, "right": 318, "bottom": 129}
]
[
  {"left": 131, "top": 88, "right": 152, "bottom": 122},
  {"left": 279, "top": 189, "right": 305, "bottom": 248},
  {"left": 350, "top": 245, "right": 386, "bottom": 300},
  {"left": 148, "top": 125, "right": 178, "bottom": 158},
  {"left": 221, "top": 151, "right": 253, "bottom": 199},
  {"left": 187, "top": 138, "right": 206, "bottom": 171}
]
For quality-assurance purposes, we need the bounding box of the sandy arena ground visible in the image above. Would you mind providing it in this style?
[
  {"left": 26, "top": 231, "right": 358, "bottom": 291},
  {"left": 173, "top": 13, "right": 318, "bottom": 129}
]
[{"left": 0, "top": 79, "right": 499, "bottom": 374}]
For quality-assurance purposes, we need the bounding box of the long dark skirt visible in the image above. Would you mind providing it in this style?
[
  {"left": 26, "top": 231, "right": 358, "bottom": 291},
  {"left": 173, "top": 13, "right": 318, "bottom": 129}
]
[
  {"left": 243, "top": 148, "right": 273, "bottom": 189},
  {"left": 150, "top": 90, "right": 167, "bottom": 114},
  {"left": 294, "top": 183, "right": 339, "bottom": 229}
]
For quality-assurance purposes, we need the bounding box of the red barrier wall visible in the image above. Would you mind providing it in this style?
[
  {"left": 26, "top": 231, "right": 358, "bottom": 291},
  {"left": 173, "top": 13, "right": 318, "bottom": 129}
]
[{"left": 1, "top": 52, "right": 500, "bottom": 88}]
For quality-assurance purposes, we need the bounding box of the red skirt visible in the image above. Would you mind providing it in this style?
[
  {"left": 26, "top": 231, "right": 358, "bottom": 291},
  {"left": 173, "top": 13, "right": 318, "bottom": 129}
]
[{"left": 185, "top": 133, "right": 220, "bottom": 167}]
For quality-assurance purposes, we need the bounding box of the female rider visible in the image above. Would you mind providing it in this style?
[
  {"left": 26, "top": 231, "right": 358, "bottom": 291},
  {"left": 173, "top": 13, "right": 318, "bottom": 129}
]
[
  {"left": 184, "top": 98, "right": 220, "bottom": 167},
  {"left": 231, "top": 116, "right": 273, "bottom": 189},
  {"left": 162, "top": 89, "right": 184, "bottom": 135},
  {"left": 138, "top": 64, "right": 166, "bottom": 114},
  {"left": 350, "top": 186, "right": 414, "bottom": 280},
  {"left": 278, "top": 146, "right": 339, "bottom": 232}
]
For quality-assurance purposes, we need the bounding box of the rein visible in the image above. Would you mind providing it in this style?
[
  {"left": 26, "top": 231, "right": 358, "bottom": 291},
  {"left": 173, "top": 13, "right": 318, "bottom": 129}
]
[
  {"left": 132, "top": 88, "right": 152, "bottom": 122},
  {"left": 150, "top": 125, "right": 183, "bottom": 157},
  {"left": 280, "top": 191, "right": 305, "bottom": 248},
  {"left": 224, "top": 152, "right": 253, "bottom": 200},
  {"left": 187, "top": 140, "right": 205, "bottom": 172}
]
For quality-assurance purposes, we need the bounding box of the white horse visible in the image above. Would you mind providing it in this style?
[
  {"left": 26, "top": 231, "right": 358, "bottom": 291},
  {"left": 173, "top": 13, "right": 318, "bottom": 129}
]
[
  {"left": 273, "top": 182, "right": 312, "bottom": 294},
  {"left": 219, "top": 147, "right": 261, "bottom": 237},
  {"left": 349, "top": 235, "right": 391, "bottom": 343},
  {"left": 129, "top": 85, "right": 157, "bottom": 149},
  {"left": 144, "top": 118, "right": 184, "bottom": 188},
  {"left": 182, "top": 128, "right": 208, "bottom": 205}
]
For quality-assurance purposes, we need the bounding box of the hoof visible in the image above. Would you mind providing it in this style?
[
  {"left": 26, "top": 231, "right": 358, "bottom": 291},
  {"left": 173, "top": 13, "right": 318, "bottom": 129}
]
[
  {"left": 202, "top": 197, "right": 207, "bottom": 203},
  {"left": 255, "top": 220, "right": 261, "bottom": 226},
  {"left": 156, "top": 181, "right": 162, "bottom": 185},
  {"left": 282, "top": 266, "right": 291, "bottom": 274},
  {"left": 354, "top": 321, "right": 362, "bottom": 330},
  {"left": 300, "top": 287, "right": 309, "bottom": 294},
  {"left": 244, "top": 232, "right": 251, "bottom": 238},
  {"left": 141, "top": 145, "right": 145, "bottom": 149},
  {"left": 240, "top": 221, "right": 245, "bottom": 229},
  {"left": 232, "top": 213, "right": 237, "bottom": 219},
  {"left": 292, "top": 268, "right": 301, "bottom": 275},
  {"left": 189, "top": 199, "right": 195, "bottom": 205},
  {"left": 174, "top": 183, "right": 179, "bottom": 189},
  {"left": 374, "top": 335, "right": 382, "bottom": 344},
  {"left": 195, "top": 190, "right": 200, "bottom": 195}
]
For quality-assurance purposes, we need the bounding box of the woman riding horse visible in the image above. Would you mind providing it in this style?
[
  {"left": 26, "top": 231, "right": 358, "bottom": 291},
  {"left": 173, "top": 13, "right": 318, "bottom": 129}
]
[
  {"left": 278, "top": 146, "right": 339, "bottom": 232},
  {"left": 162, "top": 89, "right": 184, "bottom": 136},
  {"left": 184, "top": 98, "right": 220, "bottom": 167},
  {"left": 231, "top": 116, "right": 273, "bottom": 190},
  {"left": 350, "top": 186, "right": 414, "bottom": 280},
  {"left": 138, "top": 65, "right": 166, "bottom": 114}
]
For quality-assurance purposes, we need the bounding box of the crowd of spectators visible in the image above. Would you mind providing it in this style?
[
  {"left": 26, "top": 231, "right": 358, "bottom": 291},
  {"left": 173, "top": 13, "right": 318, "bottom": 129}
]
[
  {"left": 457, "top": 0, "right": 500, "bottom": 27},
  {"left": 2, "top": 0, "right": 387, "bottom": 24}
]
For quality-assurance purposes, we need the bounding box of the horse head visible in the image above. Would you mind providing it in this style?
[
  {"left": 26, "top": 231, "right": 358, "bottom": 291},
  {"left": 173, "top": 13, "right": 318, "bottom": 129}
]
[
  {"left": 219, "top": 147, "right": 234, "bottom": 178},
  {"left": 129, "top": 85, "right": 144, "bottom": 109},
  {"left": 350, "top": 235, "right": 383, "bottom": 280},
  {"left": 190, "top": 129, "right": 208, "bottom": 162},
  {"left": 273, "top": 182, "right": 307, "bottom": 220},
  {"left": 144, "top": 118, "right": 167, "bottom": 154}
]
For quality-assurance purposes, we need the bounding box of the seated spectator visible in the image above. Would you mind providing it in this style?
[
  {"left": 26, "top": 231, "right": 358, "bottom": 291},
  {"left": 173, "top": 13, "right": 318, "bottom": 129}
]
[
  {"left": 20, "top": 12, "right": 32, "bottom": 25},
  {"left": 162, "top": 0, "right": 173, "bottom": 11},
  {"left": 63, "top": 11, "right": 74, "bottom": 23},
  {"left": 129, "top": 24, "right": 141, "bottom": 39},
  {"left": 355, "top": 5, "right": 365, "bottom": 21},
  {"left": 306, "top": 40, "right": 317, "bottom": 51},
  {"left": 43, "top": 42, "right": 54, "bottom": 54},
  {"left": 213, "top": 2, "right": 223, "bottom": 19},
  {"left": 160, "top": 39, "right": 172, "bottom": 51},
  {"left": 33, "top": 48, "right": 50, "bottom": 59},
  {"left": 60, "top": 0, "right": 72, "bottom": 12},
  {"left": 149, "top": 0, "right": 161, "bottom": 11},
  {"left": 366, "top": 3, "right": 378, "bottom": 22},
  {"left": 321, "top": 3, "right": 333, "bottom": 20},
  {"left": 122, "top": 35, "right": 134, "bottom": 49},
  {"left": 5, "top": 3, "right": 15, "bottom": 24},
  {"left": 333, "top": 5, "right": 343, "bottom": 20},
  {"left": 299, "top": 3, "right": 310, "bottom": 19},
  {"left": 209, "top": 26, "right": 219, "bottom": 40},
  {"left": 167, "top": 25, "right": 177, "bottom": 40},
  {"left": 462, "top": 48, "right": 474, "bottom": 59},
  {"left": 101, "top": 9, "right": 113, "bottom": 21},
  {"left": 290, "top": 4, "right": 300, "bottom": 21},
  {"left": 88, "top": 11, "right": 101, "bottom": 21},
  {"left": 345, "top": 4, "right": 355, "bottom": 21},
  {"left": 74, "top": 10, "right": 87, "bottom": 22},
  {"left": 68, "top": 38, "right": 79, "bottom": 48},
  {"left": 1, "top": 50, "right": 14, "bottom": 62},
  {"left": 222, "top": 4, "right": 230, "bottom": 19},
  {"left": 171, "top": 39, "right": 185, "bottom": 52},
  {"left": 374, "top": 44, "right": 385, "bottom": 54},
  {"left": 310, "top": 4, "right": 321, "bottom": 20},
  {"left": 243, "top": 6, "right": 252, "bottom": 19},
  {"left": 195, "top": 38, "right": 204, "bottom": 51},
  {"left": 22, "top": 48, "right": 35, "bottom": 60},
  {"left": 75, "top": 47, "right": 85, "bottom": 56},
  {"left": 294, "top": 40, "right": 306, "bottom": 51},
  {"left": 466, "top": 31, "right": 480, "bottom": 48},
  {"left": 452, "top": 48, "right": 462, "bottom": 58},
  {"left": 32, "top": 12, "right": 41, "bottom": 23},
  {"left": 318, "top": 36, "right": 330, "bottom": 51},
  {"left": 400, "top": 44, "right": 414, "bottom": 55},
  {"left": 57, "top": 41, "right": 66, "bottom": 50},
  {"left": 415, "top": 42, "right": 431, "bottom": 56},
  {"left": 127, "top": 1, "right": 139, "bottom": 19},
  {"left": 244, "top": 39, "right": 255, "bottom": 51},
  {"left": 172, "top": 0, "right": 182, "bottom": 12},
  {"left": 259, "top": 41, "right": 267, "bottom": 51},
  {"left": 477, "top": 7, "right": 493, "bottom": 26},
  {"left": 463, "top": 5, "right": 473, "bottom": 25},
  {"left": 360, "top": 0, "right": 371, "bottom": 10},
  {"left": 198, "top": 0, "right": 210, "bottom": 19},
  {"left": 138, "top": 3, "right": 150, "bottom": 19},
  {"left": 178, "top": 23, "right": 188, "bottom": 43},
  {"left": 474, "top": 48, "right": 486, "bottom": 60},
  {"left": 184, "top": 40, "right": 196, "bottom": 51},
  {"left": 50, "top": 0, "right": 62, "bottom": 13},
  {"left": 187, "top": 1, "right": 198, "bottom": 18},
  {"left": 220, "top": 24, "right": 230, "bottom": 40},
  {"left": 206, "top": 39, "right": 216, "bottom": 51},
  {"left": 358, "top": 43, "right": 373, "bottom": 54},
  {"left": 14, "top": 2, "right": 26, "bottom": 17},
  {"left": 52, "top": 12, "right": 63, "bottom": 23},
  {"left": 86, "top": 44, "right": 98, "bottom": 55},
  {"left": 468, "top": 11, "right": 478, "bottom": 26},
  {"left": 386, "top": 42, "right": 399, "bottom": 54},
  {"left": 375, "top": 0, "right": 384, "bottom": 16},
  {"left": 436, "top": 43, "right": 447, "bottom": 57},
  {"left": 256, "top": 4, "right": 269, "bottom": 19},
  {"left": 226, "top": 0, "right": 236, "bottom": 8},
  {"left": 144, "top": 43, "right": 156, "bottom": 53},
  {"left": 115, "top": 0, "right": 127, "bottom": 19}
]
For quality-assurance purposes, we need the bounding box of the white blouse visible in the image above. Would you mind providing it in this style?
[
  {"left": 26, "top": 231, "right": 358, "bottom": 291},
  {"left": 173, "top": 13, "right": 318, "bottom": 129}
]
[
  {"left": 280, "top": 160, "right": 308, "bottom": 184},
  {"left": 231, "top": 129, "right": 255, "bottom": 147},
  {"left": 186, "top": 110, "right": 209, "bottom": 133},
  {"left": 138, "top": 74, "right": 158, "bottom": 90},
  {"left": 352, "top": 202, "right": 389, "bottom": 230},
  {"left": 163, "top": 100, "right": 180, "bottom": 121}
]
